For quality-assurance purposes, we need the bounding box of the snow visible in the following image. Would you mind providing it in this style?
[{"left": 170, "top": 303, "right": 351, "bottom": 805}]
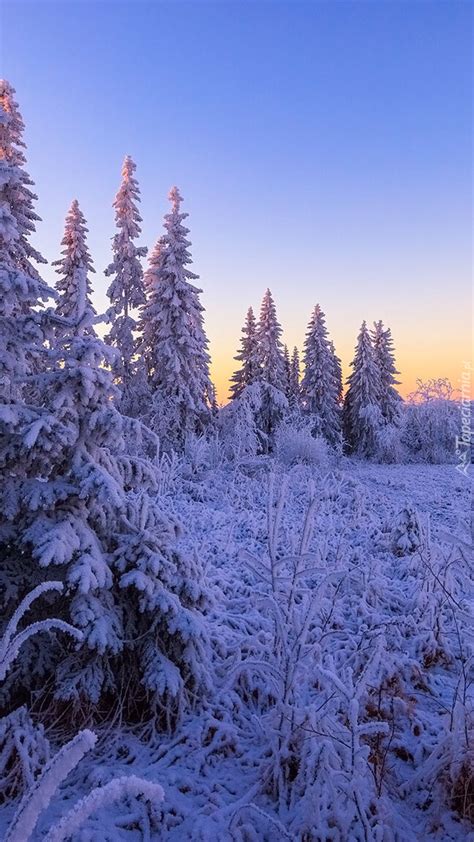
[{"left": 1, "top": 460, "right": 471, "bottom": 841}]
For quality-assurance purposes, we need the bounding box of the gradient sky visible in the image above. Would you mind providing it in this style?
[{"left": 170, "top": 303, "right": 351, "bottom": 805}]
[{"left": 2, "top": 0, "right": 472, "bottom": 402}]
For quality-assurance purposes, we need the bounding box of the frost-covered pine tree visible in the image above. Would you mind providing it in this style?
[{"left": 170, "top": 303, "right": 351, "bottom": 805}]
[
  {"left": 137, "top": 187, "right": 215, "bottom": 448},
  {"left": 0, "top": 296, "right": 211, "bottom": 723},
  {"left": 300, "top": 305, "right": 341, "bottom": 445},
  {"left": 0, "top": 97, "right": 52, "bottom": 403},
  {"left": 105, "top": 156, "right": 147, "bottom": 409},
  {"left": 2, "top": 259, "right": 211, "bottom": 725},
  {"left": 330, "top": 340, "right": 343, "bottom": 405},
  {"left": 283, "top": 345, "right": 291, "bottom": 396},
  {"left": 29, "top": 322, "right": 210, "bottom": 722},
  {"left": 0, "top": 83, "right": 68, "bottom": 695},
  {"left": 289, "top": 346, "right": 300, "bottom": 406},
  {"left": 52, "top": 200, "right": 97, "bottom": 336},
  {"left": 251, "top": 289, "right": 288, "bottom": 446},
  {"left": 229, "top": 306, "right": 260, "bottom": 399},
  {"left": 0, "top": 94, "right": 210, "bottom": 726},
  {"left": 0, "top": 80, "right": 46, "bottom": 279},
  {"left": 371, "top": 320, "right": 401, "bottom": 424},
  {"left": 256, "top": 288, "right": 286, "bottom": 389},
  {"left": 343, "top": 321, "right": 382, "bottom": 455}
]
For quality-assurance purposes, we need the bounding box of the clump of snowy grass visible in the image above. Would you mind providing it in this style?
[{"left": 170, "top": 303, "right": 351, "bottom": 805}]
[
  {"left": 43, "top": 774, "right": 164, "bottom": 842},
  {"left": 5, "top": 729, "right": 98, "bottom": 842},
  {"left": 0, "top": 707, "right": 50, "bottom": 802},
  {"left": 224, "top": 471, "right": 398, "bottom": 839},
  {"left": 5, "top": 724, "right": 165, "bottom": 842}
]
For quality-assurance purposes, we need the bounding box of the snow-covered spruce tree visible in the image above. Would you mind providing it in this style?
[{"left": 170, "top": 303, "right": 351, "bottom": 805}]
[
  {"left": 52, "top": 200, "right": 97, "bottom": 337},
  {"left": 105, "top": 156, "right": 147, "bottom": 412},
  {"left": 300, "top": 305, "right": 341, "bottom": 446},
  {"left": 250, "top": 288, "right": 288, "bottom": 448},
  {"left": 371, "top": 320, "right": 402, "bottom": 424},
  {"left": 137, "top": 187, "right": 215, "bottom": 449},
  {"left": 0, "top": 84, "right": 78, "bottom": 706},
  {"left": 343, "top": 321, "right": 383, "bottom": 455},
  {"left": 0, "top": 81, "right": 53, "bottom": 406},
  {"left": 288, "top": 346, "right": 300, "bottom": 407},
  {"left": 283, "top": 345, "right": 291, "bottom": 397},
  {"left": 256, "top": 288, "right": 286, "bottom": 389},
  {"left": 0, "top": 80, "right": 46, "bottom": 279},
  {"left": 330, "top": 339, "right": 343, "bottom": 405},
  {"left": 229, "top": 306, "right": 260, "bottom": 399},
  {"left": 0, "top": 103, "right": 210, "bottom": 722},
  {"left": 2, "top": 266, "right": 211, "bottom": 725},
  {"left": 0, "top": 79, "right": 54, "bottom": 475}
]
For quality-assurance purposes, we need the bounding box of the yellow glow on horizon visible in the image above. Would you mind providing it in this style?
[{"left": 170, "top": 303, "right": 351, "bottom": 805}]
[{"left": 209, "top": 331, "right": 473, "bottom": 405}]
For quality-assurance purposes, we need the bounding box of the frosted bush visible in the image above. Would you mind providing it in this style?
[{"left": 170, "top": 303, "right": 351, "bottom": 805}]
[
  {"left": 375, "top": 421, "right": 405, "bottom": 463},
  {"left": 156, "top": 450, "right": 181, "bottom": 497},
  {"left": 219, "top": 380, "right": 288, "bottom": 458},
  {"left": 391, "top": 505, "right": 423, "bottom": 556},
  {"left": 401, "top": 397, "right": 459, "bottom": 464},
  {"left": 275, "top": 423, "right": 329, "bottom": 468},
  {"left": 183, "top": 433, "right": 224, "bottom": 475},
  {"left": 218, "top": 384, "right": 261, "bottom": 460}
]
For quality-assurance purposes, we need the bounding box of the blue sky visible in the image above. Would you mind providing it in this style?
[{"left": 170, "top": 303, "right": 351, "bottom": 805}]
[{"left": 3, "top": 0, "right": 472, "bottom": 399}]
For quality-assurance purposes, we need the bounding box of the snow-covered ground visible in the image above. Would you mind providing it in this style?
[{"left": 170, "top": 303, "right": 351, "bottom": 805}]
[{"left": 2, "top": 460, "right": 473, "bottom": 841}]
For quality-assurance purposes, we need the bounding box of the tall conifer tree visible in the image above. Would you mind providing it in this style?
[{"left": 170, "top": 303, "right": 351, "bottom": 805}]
[
  {"left": 53, "top": 200, "right": 96, "bottom": 336},
  {"left": 0, "top": 80, "right": 46, "bottom": 278},
  {"left": 137, "top": 187, "right": 214, "bottom": 446},
  {"left": 230, "top": 306, "right": 260, "bottom": 399},
  {"left": 343, "top": 321, "right": 382, "bottom": 455},
  {"left": 256, "top": 288, "right": 285, "bottom": 389},
  {"left": 371, "top": 320, "right": 401, "bottom": 423},
  {"left": 300, "top": 305, "right": 341, "bottom": 444},
  {"left": 105, "top": 156, "right": 147, "bottom": 406},
  {"left": 289, "top": 346, "right": 301, "bottom": 406}
]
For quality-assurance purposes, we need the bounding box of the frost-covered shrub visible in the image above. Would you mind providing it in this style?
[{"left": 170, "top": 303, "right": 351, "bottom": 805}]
[
  {"left": 391, "top": 505, "right": 423, "bottom": 556},
  {"left": 219, "top": 384, "right": 262, "bottom": 460},
  {"left": 401, "top": 396, "right": 459, "bottom": 464},
  {"left": 274, "top": 423, "right": 329, "bottom": 469},
  {"left": 155, "top": 450, "right": 181, "bottom": 497},
  {"left": 406, "top": 701, "right": 474, "bottom": 825},
  {"left": 183, "top": 433, "right": 224, "bottom": 475},
  {"left": 374, "top": 421, "right": 406, "bottom": 463},
  {"left": 219, "top": 381, "right": 287, "bottom": 458}
]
